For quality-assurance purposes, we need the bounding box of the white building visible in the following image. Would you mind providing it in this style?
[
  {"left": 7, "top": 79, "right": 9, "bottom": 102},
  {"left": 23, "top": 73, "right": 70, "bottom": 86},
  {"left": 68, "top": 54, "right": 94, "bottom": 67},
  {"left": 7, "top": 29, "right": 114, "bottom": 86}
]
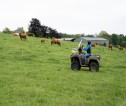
[{"left": 74, "top": 37, "right": 109, "bottom": 45}]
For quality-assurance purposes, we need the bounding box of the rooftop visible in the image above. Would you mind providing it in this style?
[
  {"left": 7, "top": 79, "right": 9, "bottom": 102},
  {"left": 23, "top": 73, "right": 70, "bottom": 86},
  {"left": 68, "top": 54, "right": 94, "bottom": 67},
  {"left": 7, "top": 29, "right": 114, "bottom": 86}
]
[{"left": 81, "top": 37, "right": 108, "bottom": 41}]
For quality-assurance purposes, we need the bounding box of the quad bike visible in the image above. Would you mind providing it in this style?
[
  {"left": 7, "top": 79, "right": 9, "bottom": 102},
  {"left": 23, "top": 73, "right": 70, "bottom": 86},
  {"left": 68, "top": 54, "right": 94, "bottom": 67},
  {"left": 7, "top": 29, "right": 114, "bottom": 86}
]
[{"left": 70, "top": 44, "right": 100, "bottom": 72}]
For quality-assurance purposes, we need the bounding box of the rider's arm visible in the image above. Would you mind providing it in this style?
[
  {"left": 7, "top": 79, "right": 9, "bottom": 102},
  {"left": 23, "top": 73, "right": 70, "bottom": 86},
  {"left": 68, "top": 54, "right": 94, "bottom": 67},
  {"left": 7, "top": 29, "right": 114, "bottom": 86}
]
[{"left": 83, "top": 45, "right": 90, "bottom": 51}]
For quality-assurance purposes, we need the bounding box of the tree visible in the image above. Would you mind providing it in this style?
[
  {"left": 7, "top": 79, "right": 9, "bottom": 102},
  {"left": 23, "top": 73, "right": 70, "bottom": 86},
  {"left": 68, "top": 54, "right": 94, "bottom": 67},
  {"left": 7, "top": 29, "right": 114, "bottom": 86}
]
[
  {"left": 40, "top": 25, "right": 48, "bottom": 37},
  {"left": 13, "top": 27, "right": 25, "bottom": 33},
  {"left": 98, "top": 31, "right": 111, "bottom": 43},
  {"left": 28, "top": 18, "right": 61, "bottom": 38},
  {"left": 2, "top": 27, "right": 12, "bottom": 34},
  {"left": 80, "top": 34, "right": 85, "bottom": 37},
  {"left": 118, "top": 34, "right": 124, "bottom": 45},
  {"left": 28, "top": 18, "right": 42, "bottom": 37},
  {"left": 73, "top": 34, "right": 80, "bottom": 39},
  {"left": 111, "top": 34, "right": 118, "bottom": 45},
  {"left": 98, "top": 31, "right": 110, "bottom": 39},
  {"left": 85, "top": 34, "right": 94, "bottom": 37},
  {"left": 121, "top": 41, "right": 126, "bottom": 47},
  {"left": 49, "top": 28, "right": 60, "bottom": 38}
]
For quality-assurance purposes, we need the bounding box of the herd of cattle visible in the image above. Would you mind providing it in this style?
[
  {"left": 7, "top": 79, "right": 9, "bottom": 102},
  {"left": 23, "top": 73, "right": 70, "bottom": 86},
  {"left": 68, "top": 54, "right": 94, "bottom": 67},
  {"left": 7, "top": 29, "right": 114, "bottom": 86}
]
[
  {"left": 13, "top": 33, "right": 61, "bottom": 46},
  {"left": 13, "top": 33, "right": 123, "bottom": 50},
  {"left": 91, "top": 43, "right": 123, "bottom": 51}
]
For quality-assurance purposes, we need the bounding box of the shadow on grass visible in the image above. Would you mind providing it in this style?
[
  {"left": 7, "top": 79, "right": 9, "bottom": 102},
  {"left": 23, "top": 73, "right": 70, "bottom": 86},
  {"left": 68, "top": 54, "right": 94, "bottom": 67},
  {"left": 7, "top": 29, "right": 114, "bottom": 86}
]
[{"left": 67, "top": 67, "right": 91, "bottom": 72}]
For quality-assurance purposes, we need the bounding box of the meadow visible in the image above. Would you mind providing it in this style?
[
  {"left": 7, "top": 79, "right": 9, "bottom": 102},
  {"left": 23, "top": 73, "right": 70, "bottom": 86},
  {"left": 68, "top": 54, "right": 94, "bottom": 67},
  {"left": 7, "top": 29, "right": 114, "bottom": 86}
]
[{"left": 0, "top": 33, "right": 126, "bottom": 106}]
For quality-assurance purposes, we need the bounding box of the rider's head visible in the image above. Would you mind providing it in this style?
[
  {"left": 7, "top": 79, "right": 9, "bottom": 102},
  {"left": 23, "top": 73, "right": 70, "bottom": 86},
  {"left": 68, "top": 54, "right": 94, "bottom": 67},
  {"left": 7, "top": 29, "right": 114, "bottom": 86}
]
[{"left": 87, "top": 40, "right": 91, "bottom": 45}]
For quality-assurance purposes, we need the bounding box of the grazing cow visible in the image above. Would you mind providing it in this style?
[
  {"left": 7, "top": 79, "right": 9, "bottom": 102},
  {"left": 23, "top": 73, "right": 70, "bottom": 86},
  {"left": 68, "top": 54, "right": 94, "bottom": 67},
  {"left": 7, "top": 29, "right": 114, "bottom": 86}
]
[
  {"left": 108, "top": 44, "right": 112, "bottom": 50},
  {"left": 91, "top": 44, "right": 95, "bottom": 48},
  {"left": 51, "top": 39, "right": 61, "bottom": 46},
  {"left": 19, "top": 33, "right": 27, "bottom": 40},
  {"left": 13, "top": 33, "right": 19, "bottom": 36},
  {"left": 41, "top": 38, "right": 45, "bottom": 43},
  {"left": 118, "top": 45, "right": 123, "bottom": 51},
  {"left": 28, "top": 33, "right": 33, "bottom": 36},
  {"left": 96, "top": 42, "right": 100, "bottom": 45}
]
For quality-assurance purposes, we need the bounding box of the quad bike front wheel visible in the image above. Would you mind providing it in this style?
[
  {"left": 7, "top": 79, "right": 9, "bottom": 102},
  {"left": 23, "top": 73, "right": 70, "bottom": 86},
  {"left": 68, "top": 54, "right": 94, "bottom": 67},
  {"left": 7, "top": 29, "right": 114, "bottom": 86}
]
[
  {"left": 71, "top": 60, "right": 81, "bottom": 70},
  {"left": 89, "top": 61, "right": 99, "bottom": 72}
]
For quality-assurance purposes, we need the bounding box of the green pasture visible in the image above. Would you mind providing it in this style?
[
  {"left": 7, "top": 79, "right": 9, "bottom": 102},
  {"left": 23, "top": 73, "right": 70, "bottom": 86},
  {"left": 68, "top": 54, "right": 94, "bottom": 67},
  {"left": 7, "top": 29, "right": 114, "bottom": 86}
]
[{"left": 0, "top": 34, "right": 126, "bottom": 106}]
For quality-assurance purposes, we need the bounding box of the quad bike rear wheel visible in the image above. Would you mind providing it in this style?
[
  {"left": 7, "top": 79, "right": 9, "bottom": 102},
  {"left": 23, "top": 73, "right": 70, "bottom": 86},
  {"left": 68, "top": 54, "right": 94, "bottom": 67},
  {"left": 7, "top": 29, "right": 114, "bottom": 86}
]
[{"left": 89, "top": 61, "right": 99, "bottom": 72}]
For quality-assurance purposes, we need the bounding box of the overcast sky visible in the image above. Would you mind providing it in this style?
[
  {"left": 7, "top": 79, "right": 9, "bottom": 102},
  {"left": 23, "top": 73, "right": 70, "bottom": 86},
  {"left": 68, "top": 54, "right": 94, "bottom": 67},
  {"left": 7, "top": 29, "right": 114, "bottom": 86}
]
[{"left": 0, "top": 0, "right": 126, "bottom": 35}]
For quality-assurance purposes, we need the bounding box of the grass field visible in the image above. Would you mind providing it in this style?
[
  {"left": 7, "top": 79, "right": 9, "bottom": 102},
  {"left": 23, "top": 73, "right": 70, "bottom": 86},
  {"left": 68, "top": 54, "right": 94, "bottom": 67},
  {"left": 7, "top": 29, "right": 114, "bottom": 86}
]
[{"left": 0, "top": 33, "right": 126, "bottom": 106}]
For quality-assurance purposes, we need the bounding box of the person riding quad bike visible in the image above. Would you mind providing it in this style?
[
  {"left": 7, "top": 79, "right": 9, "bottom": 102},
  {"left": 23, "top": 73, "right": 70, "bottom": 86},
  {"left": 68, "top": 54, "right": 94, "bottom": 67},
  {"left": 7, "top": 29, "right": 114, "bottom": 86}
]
[
  {"left": 83, "top": 40, "right": 91, "bottom": 64},
  {"left": 70, "top": 40, "right": 100, "bottom": 72}
]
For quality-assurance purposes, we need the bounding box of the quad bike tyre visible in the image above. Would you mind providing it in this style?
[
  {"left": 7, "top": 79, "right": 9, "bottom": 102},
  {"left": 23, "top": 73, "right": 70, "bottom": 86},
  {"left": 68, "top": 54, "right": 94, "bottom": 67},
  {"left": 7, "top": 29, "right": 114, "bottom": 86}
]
[
  {"left": 89, "top": 61, "right": 99, "bottom": 72},
  {"left": 71, "top": 60, "right": 81, "bottom": 70}
]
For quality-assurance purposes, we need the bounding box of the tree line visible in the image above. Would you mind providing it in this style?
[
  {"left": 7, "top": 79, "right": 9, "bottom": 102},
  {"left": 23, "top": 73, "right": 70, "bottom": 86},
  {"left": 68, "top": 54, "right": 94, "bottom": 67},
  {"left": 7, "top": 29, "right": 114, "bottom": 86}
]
[
  {"left": 1, "top": 18, "right": 126, "bottom": 47},
  {"left": 60, "top": 31, "right": 126, "bottom": 47},
  {"left": 98, "top": 31, "right": 126, "bottom": 47},
  {"left": 1, "top": 18, "right": 61, "bottom": 38}
]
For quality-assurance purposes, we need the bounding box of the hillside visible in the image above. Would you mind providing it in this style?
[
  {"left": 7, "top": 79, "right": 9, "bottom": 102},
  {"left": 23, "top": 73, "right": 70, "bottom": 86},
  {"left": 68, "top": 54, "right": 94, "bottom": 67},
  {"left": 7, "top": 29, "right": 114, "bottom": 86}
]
[{"left": 0, "top": 34, "right": 126, "bottom": 106}]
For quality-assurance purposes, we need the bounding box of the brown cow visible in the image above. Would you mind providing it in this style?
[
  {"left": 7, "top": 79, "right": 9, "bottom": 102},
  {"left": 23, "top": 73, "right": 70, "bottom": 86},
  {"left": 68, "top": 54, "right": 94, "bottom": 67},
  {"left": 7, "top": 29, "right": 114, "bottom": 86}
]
[
  {"left": 28, "top": 33, "right": 33, "bottom": 36},
  {"left": 51, "top": 39, "right": 61, "bottom": 46},
  {"left": 19, "top": 33, "right": 27, "bottom": 40},
  {"left": 13, "top": 33, "right": 19, "bottom": 36},
  {"left": 118, "top": 45, "right": 123, "bottom": 51},
  {"left": 41, "top": 38, "right": 45, "bottom": 43},
  {"left": 96, "top": 42, "right": 100, "bottom": 45},
  {"left": 91, "top": 44, "right": 95, "bottom": 48},
  {"left": 108, "top": 44, "right": 112, "bottom": 50}
]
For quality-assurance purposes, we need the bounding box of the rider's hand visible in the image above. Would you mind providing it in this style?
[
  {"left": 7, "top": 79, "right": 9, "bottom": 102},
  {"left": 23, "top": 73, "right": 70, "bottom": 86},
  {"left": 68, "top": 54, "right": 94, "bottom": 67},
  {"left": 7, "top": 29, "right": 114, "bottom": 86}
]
[{"left": 81, "top": 45, "right": 83, "bottom": 49}]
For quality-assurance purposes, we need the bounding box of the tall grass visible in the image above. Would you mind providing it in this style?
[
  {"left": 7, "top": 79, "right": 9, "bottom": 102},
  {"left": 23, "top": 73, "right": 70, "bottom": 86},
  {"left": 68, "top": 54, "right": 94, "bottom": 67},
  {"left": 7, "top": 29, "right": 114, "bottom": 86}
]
[{"left": 0, "top": 34, "right": 126, "bottom": 106}]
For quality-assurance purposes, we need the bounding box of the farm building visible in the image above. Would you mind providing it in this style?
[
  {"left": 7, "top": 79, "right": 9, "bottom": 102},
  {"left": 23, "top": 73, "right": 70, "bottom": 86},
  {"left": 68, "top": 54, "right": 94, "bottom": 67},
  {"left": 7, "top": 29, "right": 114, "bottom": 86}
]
[
  {"left": 74, "top": 37, "right": 109, "bottom": 45},
  {"left": 64, "top": 38, "right": 75, "bottom": 42}
]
